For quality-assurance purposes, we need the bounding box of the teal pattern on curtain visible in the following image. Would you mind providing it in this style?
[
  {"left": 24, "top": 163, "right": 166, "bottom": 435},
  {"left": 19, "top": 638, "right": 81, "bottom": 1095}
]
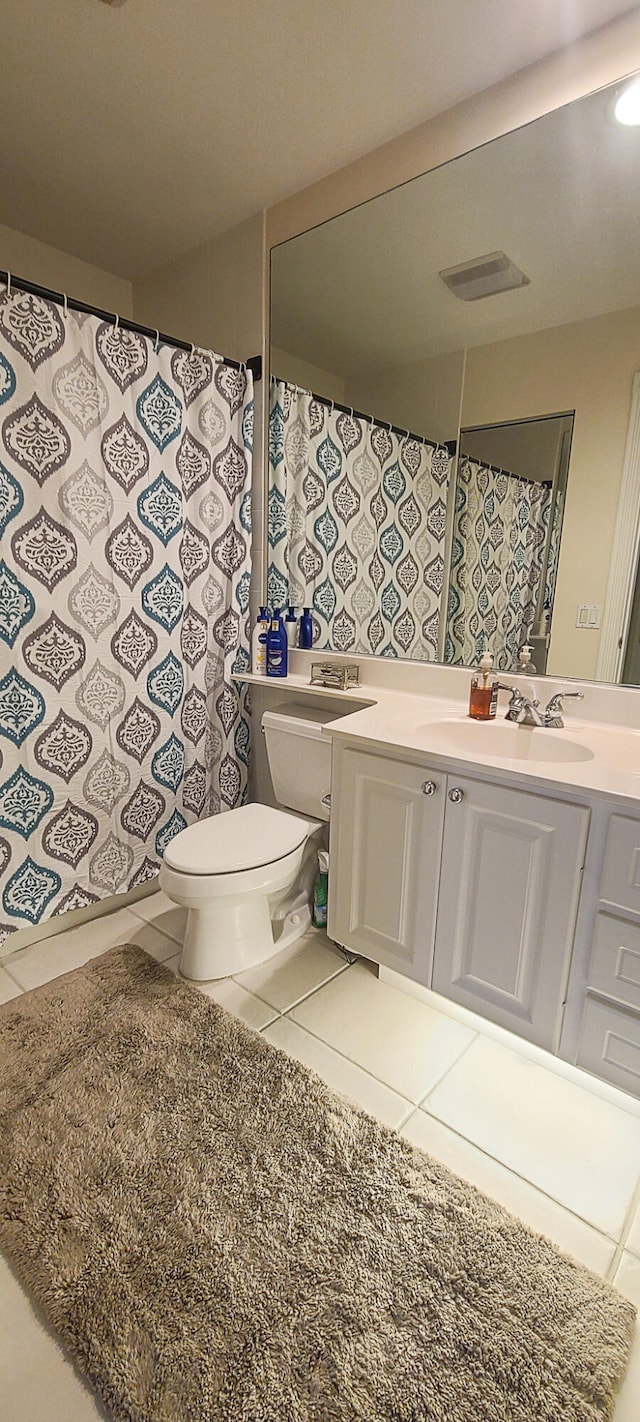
[
  {"left": 0, "top": 290, "right": 252, "bottom": 945},
  {"left": 268, "top": 377, "right": 452, "bottom": 658},
  {"left": 447, "top": 455, "right": 551, "bottom": 670}
]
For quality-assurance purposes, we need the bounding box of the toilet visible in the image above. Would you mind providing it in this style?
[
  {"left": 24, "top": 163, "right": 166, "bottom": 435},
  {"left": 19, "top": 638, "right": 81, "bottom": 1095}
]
[{"left": 159, "top": 705, "right": 333, "bottom": 981}]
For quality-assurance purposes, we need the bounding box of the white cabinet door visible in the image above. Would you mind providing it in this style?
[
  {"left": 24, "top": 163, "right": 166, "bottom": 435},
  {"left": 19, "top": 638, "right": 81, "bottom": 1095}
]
[
  {"left": 432, "top": 777, "right": 589, "bottom": 1049},
  {"left": 328, "top": 745, "right": 445, "bottom": 982}
]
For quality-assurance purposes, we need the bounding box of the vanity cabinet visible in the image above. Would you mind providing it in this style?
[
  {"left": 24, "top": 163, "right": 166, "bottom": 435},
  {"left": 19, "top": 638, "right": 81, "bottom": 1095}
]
[
  {"left": 573, "top": 814, "right": 640, "bottom": 1095},
  {"left": 329, "top": 743, "right": 589, "bottom": 1051}
]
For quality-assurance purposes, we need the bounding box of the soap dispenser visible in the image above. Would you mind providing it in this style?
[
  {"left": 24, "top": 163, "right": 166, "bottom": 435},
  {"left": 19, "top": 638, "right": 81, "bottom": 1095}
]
[
  {"left": 469, "top": 650, "right": 498, "bottom": 721},
  {"left": 517, "top": 644, "right": 537, "bottom": 676}
]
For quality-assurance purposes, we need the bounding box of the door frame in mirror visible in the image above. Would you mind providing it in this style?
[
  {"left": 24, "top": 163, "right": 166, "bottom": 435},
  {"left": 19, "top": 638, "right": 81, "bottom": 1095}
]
[{"left": 596, "top": 371, "right": 640, "bottom": 681}]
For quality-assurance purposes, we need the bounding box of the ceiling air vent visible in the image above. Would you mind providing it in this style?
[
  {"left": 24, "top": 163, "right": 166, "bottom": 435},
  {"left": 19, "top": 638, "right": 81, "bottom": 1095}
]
[{"left": 439, "top": 251, "right": 529, "bottom": 302}]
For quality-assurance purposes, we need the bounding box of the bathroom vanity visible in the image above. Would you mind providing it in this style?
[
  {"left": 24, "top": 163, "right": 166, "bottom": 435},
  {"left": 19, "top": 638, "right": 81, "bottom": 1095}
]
[
  {"left": 323, "top": 696, "right": 640, "bottom": 1099},
  {"left": 244, "top": 665, "right": 640, "bottom": 1100}
]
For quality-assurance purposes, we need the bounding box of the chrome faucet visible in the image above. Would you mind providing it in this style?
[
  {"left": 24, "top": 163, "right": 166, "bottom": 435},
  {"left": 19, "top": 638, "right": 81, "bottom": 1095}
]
[
  {"left": 499, "top": 683, "right": 584, "bottom": 728},
  {"left": 514, "top": 694, "right": 544, "bottom": 727},
  {"left": 542, "top": 690, "right": 584, "bottom": 728}
]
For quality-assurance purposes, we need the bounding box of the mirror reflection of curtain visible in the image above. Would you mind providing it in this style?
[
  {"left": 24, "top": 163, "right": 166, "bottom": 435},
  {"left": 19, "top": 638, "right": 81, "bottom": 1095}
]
[
  {"left": 447, "top": 456, "right": 551, "bottom": 670},
  {"left": 268, "top": 377, "right": 453, "bottom": 658}
]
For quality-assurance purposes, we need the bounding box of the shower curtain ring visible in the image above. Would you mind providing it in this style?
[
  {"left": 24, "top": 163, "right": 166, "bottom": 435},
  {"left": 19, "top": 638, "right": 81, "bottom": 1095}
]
[
  {"left": 5, "top": 272, "right": 10, "bottom": 298},
  {"left": 63, "top": 293, "right": 68, "bottom": 319},
  {"left": 113, "top": 313, "right": 119, "bottom": 332},
  {"left": 154, "top": 330, "right": 160, "bottom": 352}
]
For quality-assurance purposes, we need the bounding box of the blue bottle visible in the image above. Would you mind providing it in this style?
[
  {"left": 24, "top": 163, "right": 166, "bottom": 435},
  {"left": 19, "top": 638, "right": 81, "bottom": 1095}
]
[
  {"left": 299, "top": 607, "right": 313, "bottom": 649},
  {"left": 267, "top": 610, "right": 288, "bottom": 677}
]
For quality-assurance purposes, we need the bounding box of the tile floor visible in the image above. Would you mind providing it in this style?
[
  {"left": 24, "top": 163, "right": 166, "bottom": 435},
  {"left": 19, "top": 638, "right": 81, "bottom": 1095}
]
[{"left": 1, "top": 891, "right": 639, "bottom": 1420}]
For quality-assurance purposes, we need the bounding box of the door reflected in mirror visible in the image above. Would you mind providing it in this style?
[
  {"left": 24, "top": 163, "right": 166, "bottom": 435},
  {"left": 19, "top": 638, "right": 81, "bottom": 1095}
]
[{"left": 270, "top": 75, "right": 640, "bottom": 685}]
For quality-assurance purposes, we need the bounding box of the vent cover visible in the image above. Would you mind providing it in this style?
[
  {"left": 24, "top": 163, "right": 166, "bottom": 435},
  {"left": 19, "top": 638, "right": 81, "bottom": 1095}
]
[{"left": 439, "top": 251, "right": 529, "bottom": 302}]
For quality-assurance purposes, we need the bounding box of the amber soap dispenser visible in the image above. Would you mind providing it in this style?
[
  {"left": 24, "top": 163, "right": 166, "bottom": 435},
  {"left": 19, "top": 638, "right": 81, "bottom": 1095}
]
[{"left": 469, "top": 650, "right": 498, "bottom": 721}]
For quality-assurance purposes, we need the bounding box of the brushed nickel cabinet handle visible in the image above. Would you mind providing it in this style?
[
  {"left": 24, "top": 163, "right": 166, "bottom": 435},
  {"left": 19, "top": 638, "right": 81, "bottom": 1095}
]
[
  {"left": 421, "top": 780, "right": 437, "bottom": 795},
  {"left": 448, "top": 787, "right": 464, "bottom": 803}
]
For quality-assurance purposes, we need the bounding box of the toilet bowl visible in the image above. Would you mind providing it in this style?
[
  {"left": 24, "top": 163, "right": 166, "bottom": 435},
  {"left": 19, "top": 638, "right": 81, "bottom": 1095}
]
[{"left": 159, "top": 706, "right": 333, "bottom": 981}]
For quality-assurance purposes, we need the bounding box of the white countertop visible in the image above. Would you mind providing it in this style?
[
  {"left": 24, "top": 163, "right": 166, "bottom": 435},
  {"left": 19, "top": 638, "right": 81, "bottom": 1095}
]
[{"left": 240, "top": 670, "right": 640, "bottom": 807}]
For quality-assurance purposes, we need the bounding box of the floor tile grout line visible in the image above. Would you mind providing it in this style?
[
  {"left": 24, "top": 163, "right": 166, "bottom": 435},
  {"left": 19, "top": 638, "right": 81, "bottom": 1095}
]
[
  {"left": 272, "top": 1009, "right": 439, "bottom": 1111},
  {"left": 230, "top": 959, "right": 351, "bottom": 1017},
  {"left": 608, "top": 1176, "right": 640, "bottom": 1280},
  {"left": 415, "top": 1099, "right": 626, "bottom": 1246},
  {"left": 415, "top": 1031, "right": 480, "bottom": 1106}
]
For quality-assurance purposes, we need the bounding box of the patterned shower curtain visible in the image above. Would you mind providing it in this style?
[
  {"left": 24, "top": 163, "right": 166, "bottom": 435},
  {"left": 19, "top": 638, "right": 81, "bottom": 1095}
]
[
  {"left": 446, "top": 455, "right": 551, "bottom": 670},
  {"left": 0, "top": 290, "right": 252, "bottom": 946},
  {"left": 268, "top": 377, "right": 453, "bottom": 658}
]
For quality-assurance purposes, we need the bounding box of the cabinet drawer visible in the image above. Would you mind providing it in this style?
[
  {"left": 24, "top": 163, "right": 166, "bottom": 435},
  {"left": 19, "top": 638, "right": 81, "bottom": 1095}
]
[
  {"left": 576, "top": 996, "right": 640, "bottom": 1098},
  {"left": 589, "top": 912, "right": 640, "bottom": 1012},
  {"left": 600, "top": 815, "right": 640, "bottom": 914}
]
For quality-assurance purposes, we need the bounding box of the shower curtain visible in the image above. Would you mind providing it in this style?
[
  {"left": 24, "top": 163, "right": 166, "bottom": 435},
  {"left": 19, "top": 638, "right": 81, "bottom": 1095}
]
[
  {"left": 0, "top": 289, "right": 252, "bottom": 945},
  {"left": 446, "top": 455, "right": 551, "bottom": 670},
  {"left": 268, "top": 377, "right": 453, "bottom": 658}
]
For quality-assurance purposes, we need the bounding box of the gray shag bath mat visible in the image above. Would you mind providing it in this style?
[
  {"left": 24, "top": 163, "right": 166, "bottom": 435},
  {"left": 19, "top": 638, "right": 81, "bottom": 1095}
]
[{"left": 0, "top": 945, "right": 635, "bottom": 1422}]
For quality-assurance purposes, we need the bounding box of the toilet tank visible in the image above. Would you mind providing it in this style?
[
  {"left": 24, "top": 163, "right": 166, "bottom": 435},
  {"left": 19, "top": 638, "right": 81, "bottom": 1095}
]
[{"left": 262, "top": 705, "right": 334, "bottom": 821}]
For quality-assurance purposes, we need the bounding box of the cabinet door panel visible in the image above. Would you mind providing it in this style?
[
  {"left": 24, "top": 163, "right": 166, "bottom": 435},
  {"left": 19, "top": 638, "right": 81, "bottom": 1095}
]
[
  {"left": 588, "top": 912, "right": 640, "bottom": 1013},
  {"left": 576, "top": 996, "right": 640, "bottom": 1097},
  {"left": 433, "top": 778, "right": 589, "bottom": 1049},
  {"left": 329, "top": 747, "right": 444, "bottom": 980},
  {"left": 600, "top": 814, "right": 640, "bottom": 915}
]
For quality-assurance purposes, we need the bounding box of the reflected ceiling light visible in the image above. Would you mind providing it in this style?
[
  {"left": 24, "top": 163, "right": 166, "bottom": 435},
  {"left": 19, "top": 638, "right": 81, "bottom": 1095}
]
[
  {"left": 439, "top": 251, "right": 529, "bottom": 302},
  {"left": 613, "top": 76, "right": 640, "bottom": 126}
]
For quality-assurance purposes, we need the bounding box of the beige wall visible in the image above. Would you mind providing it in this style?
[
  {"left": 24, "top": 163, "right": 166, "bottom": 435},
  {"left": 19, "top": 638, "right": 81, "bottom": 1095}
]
[
  {"left": 266, "top": 13, "right": 640, "bottom": 250},
  {"left": 0, "top": 222, "right": 133, "bottom": 315},
  {"left": 271, "top": 347, "right": 345, "bottom": 404},
  {"left": 462, "top": 304, "right": 640, "bottom": 680},
  {"left": 133, "top": 213, "right": 264, "bottom": 364},
  {"left": 346, "top": 349, "right": 465, "bottom": 447}
]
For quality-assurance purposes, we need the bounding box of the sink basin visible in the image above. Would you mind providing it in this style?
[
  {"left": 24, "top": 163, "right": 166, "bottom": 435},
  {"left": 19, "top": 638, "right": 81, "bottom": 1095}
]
[{"left": 418, "top": 719, "right": 595, "bottom": 764}]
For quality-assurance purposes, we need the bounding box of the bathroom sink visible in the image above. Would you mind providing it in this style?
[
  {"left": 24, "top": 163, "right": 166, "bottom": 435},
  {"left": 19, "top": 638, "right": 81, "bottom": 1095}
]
[{"left": 417, "top": 719, "right": 595, "bottom": 764}]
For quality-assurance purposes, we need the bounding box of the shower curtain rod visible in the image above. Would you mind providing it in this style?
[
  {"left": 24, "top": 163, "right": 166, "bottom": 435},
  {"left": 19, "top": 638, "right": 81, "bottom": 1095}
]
[
  {"left": 274, "top": 375, "right": 456, "bottom": 457},
  {"left": 461, "top": 452, "right": 553, "bottom": 487},
  {"left": 0, "top": 269, "right": 262, "bottom": 380}
]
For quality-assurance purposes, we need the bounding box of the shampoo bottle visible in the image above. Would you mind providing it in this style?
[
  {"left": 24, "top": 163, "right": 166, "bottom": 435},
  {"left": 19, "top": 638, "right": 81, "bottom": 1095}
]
[
  {"left": 252, "top": 606, "right": 269, "bottom": 675},
  {"left": 468, "top": 650, "right": 498, "bottom": 721},
  {"left": 299, "top": 607, "right": 313, "bottom": 649},
  {"left": 266, "top": 611, "right": 288, "bottom": 677}
]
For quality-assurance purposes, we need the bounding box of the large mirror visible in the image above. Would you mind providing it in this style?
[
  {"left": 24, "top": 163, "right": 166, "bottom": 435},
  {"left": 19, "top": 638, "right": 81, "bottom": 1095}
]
[{"left": 269, "top": 76, "right": 640, "bottom": 683}]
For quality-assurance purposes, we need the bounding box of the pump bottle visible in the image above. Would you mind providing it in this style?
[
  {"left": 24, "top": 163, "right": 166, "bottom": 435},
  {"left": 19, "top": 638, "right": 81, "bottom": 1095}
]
[{"left": 468, "top": 650, "right": 498, "bottom": 721}]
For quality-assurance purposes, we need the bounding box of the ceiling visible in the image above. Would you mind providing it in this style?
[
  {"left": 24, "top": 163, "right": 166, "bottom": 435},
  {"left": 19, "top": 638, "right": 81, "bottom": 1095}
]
[
  {"left": 0, "top": 0, "right": 637, "bottom": 279},
  {"left": 270, "top": 79, "right": 640, "bottom": 373}
]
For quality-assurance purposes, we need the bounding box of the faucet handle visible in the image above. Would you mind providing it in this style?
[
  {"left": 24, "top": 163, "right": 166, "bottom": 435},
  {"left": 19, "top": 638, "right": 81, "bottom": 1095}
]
[
  {"left": 499, "top": 684, "right": 525, "bottom": 721},
  {"left": 545, "top": 690, "right": 584, "bottom": 714},
  {"left": 544, "top": 689, "right": 584, "bottom": 728}
]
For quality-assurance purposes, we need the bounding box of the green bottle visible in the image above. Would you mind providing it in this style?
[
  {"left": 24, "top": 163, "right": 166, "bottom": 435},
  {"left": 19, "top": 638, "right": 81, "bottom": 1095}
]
[{"left": 313, "top": 850, "right": 329, "bottom": 928}]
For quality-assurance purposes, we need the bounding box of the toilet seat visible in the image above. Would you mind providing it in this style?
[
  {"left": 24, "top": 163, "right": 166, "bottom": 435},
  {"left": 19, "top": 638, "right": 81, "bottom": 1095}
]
[{"left": 163, "top": 802, "right": 311, "bottom": 876}]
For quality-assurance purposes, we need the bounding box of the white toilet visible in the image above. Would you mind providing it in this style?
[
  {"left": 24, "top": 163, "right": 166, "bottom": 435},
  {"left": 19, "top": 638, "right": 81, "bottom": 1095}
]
[{"left": 159, "top": 706, "right": 333, "bottom": 981}]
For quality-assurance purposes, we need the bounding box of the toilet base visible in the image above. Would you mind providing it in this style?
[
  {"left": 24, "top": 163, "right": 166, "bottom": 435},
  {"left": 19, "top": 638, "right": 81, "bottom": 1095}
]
[{"left": 179, "top": 892, "right": 312, "bottom": 982}]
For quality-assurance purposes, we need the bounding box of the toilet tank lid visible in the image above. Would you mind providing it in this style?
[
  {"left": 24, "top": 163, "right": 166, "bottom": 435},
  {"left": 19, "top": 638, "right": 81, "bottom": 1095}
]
[{"left": 162, "top": 803, "right": 310, "bottom": 875}]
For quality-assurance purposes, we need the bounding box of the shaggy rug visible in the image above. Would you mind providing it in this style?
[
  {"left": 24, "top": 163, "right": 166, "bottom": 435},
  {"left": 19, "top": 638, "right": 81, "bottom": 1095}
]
[{"left": 0, "top": 945, "right": 635, "bottom": 1422}]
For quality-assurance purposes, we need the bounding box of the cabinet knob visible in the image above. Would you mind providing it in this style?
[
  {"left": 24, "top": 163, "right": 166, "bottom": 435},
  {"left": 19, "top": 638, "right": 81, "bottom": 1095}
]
[
  {"left": 421, "top": 780, "right": 437, "bottom": 796},
  {"left": 448, "top": 787, "right": 464, "bottom": 803}
]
